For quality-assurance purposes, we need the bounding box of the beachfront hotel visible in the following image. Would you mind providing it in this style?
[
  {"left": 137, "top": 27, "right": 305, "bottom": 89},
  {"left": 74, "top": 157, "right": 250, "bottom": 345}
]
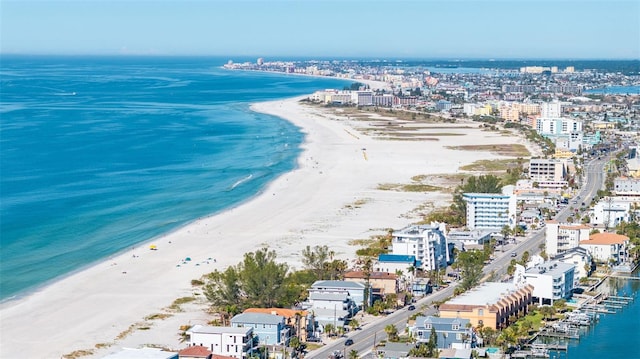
[
  {"left": 463, "top": 185, "right": 517, "bottom": 230},
  {"left": 438, "top": 282, "right": 534, "bottom": 330}
]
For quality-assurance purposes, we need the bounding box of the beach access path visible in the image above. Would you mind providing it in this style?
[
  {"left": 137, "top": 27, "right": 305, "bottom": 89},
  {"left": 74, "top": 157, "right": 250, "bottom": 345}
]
[{"left": 0, "top": 95, "right": 537, "bottom": 359}]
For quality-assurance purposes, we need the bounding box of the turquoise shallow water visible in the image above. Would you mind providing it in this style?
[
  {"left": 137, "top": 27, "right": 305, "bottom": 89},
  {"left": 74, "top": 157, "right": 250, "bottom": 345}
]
[
  {"left": 547, "top": 268, "right": 640, "bottom": 359},
  {"left": 0, "top": 55, "right": 350, "bottom": 300}
]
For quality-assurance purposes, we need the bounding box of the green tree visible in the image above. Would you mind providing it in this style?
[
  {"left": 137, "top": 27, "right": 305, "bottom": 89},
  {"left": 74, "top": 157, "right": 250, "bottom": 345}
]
[
  {"left": 454, "top": 250, "right": 485, "bottom": 290},
  {"left": 301, "top": 245, "right": 331, "bottom": 280},
  {"left": 496, "top": 327, "right": 517, "bottom": 351},
  {"left": 479, "top": 326, "right": 497, "bottom": 346},
  {"left": 204, "top": 266, "right": 242, "bottom": 320},
  {"left": 428, "top": 327, "right": 438, "bottom": 356},
  {"left": 348, "top": 319, "right": 360, "bottom": 332},
  {"left": 240, "top": 248, "right": 289, "bottom": 307},
  {"left": 348, "top": 350, "right": 359, "bottom": 359},
  {"left": 385, "top": 324, "right": 399, "bottom": 342},
  {"left": 323, "top": 323, "right": 335, "bottom": 338}
]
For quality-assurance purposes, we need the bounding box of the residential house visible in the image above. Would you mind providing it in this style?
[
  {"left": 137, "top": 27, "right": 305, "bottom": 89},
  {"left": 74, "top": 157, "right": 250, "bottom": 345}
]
[
  {"left": 411, "top": 316, "right": 475, "bottom": 349},
  {"left": 231, "top": 313, "right": 288, "bottom": 346},
  {"left": 553, "top": 247, "right": 593, "bottom": 281},
  {"left": 344, "top": 271, "right": 398, "bottom": 298},
  {"left": 178, "top": 346, "right": 212, "bottom": 359},
  {"left": 375, "top": 342, "right": 416, "bottom": 359},
  {"left": 463, "top": 185, "right": 517, "bottom": 230},
  {"left": 391, "top": 223, "right": 450, "bottom": 271},
  {"left": 545, "top": 221, "right": 591, "bottom": 256},
  {"left": 375, "top": 254, "right": 419, "bottom": 281},
  {"left": 243, "top": 308, "right": 309, "bottom": 342},
  {"left": 579, "top": 232, "right": 630, "bottom": 265},
  {"left": 302, "top": 280, "right": 363, "bottom": 329},
  {"left": 185, "top": 325, "right": 254, "bottom": 359},
  {"left": 411, "top": 278, "right": 433, "bottom": 297},
  {"left": 590, "top": 197, "right": 637, "bottom": 228},
  {"left": 447, "top": 229, "right": 494, "bottom": 251},
  {"left": 438, "top": 282, "right": 534, "bottom": 330},
  {"left": 439, "top": 348, "right": 474, "bottom": 359}
]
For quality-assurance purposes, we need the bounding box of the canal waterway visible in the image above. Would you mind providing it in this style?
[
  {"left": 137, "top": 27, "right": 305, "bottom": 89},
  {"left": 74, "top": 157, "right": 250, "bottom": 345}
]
[{"left": 547, "top": 268, "right": 640, "bottom": 358}]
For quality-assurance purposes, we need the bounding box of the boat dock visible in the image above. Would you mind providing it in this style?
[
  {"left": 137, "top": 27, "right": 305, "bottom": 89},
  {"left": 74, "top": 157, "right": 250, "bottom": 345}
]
[{"left": 514, "top": 343, "right": 569, "bottom": 358}]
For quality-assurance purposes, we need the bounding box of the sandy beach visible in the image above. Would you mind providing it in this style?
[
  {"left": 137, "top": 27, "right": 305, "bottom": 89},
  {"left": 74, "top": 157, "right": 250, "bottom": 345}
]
[{"left": 0, "top": 94, "right": 538, "bottom": 359}]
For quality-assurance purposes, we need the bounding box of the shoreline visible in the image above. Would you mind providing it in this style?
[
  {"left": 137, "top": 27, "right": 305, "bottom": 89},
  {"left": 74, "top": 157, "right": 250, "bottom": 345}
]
[{"left": 0, "top": 94, "right": 534, "bottom": 358}]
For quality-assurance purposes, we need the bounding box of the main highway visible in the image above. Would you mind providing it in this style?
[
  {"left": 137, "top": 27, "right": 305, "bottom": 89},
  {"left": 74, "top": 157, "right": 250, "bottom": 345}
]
[{"left": 306, "top": 156, "right": 609, "bottom": 359}]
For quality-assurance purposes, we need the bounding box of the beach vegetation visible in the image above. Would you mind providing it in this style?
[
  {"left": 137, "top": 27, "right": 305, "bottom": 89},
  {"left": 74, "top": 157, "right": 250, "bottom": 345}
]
[
  {"left": 191, "top": 279, "right": 205, "bottom": 286},
  {"left": 354, "top": 230, "right": 393, "bottom": 258},
  {"left": 378, "top": 183, "right": 441, "bottom": 192},
  {"left": 459, "top": 159, "right": 516, "bottom": 172},
  {"left": 145, "top": 313, "right": 173, "bottom": 321},
  {"left": 301, "top": 245, "right": 348, "bottom": 280},
  {"left": 62, "top": 349, "right": 95, "bottom": 358}
]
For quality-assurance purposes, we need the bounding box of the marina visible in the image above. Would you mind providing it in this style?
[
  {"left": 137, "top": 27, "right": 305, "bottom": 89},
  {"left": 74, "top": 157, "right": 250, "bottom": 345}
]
[{"left": 528, "top": 272, "right": 639, "bottom": 359}]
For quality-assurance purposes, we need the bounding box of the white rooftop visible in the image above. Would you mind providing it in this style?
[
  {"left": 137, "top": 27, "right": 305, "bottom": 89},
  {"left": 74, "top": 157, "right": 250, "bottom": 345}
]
[{"left": 447, "top": 282, "right": 518, "bottom": 306}]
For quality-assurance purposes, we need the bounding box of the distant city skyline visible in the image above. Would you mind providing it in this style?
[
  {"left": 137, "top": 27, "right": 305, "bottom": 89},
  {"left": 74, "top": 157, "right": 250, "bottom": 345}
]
[{"left": 1, "top": 0, "right": 638, "bottom": 59}]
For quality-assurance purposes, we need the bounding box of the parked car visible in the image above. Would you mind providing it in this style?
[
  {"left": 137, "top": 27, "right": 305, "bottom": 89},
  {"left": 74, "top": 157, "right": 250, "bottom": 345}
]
[
  {"left": 345, "top": 339, "right": 354, "bottom": 346},
  {"left": 511, "top": 251, "right": 518, "bottom": 257},
  {"left": 408, "top": 305, "right": 416, "bottom": 311}
]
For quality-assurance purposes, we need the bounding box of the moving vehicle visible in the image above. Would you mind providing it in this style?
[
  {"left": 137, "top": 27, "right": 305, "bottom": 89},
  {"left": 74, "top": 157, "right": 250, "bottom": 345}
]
[{"left": 344, "top": 339, "right": 354, "bottom": 346}]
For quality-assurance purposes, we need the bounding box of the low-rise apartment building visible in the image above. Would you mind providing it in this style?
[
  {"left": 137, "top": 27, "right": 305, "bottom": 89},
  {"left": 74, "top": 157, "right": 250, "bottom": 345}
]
[
  {"left": 519, "top": 261, "right": 575, "bottom": 305},
  {"left": 438, "top": 282, "right": 534, "bottom": 330},
  {"left": 579, "top": 233, "right": 630, "bottom": 265},
  {"left": 545, "top": 221, "right": 591, "bottom": 256}
]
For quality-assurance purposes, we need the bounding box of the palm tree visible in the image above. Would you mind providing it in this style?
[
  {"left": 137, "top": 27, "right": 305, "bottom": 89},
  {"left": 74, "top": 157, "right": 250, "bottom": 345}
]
[
  {"left": 348, "top": 319, "right": 360, "bottom": 332},
  {"left": 323, "top": 324, "right": 335, "bottom": 338},
  {"left": 384, "top": 324, "right": 399, "bottom": 342},
  {"left": 348, "top": 350, "right": 359, "bottom": 359},
  {"left": 496, "top": 327, "right": 517, "bottom": 352}
]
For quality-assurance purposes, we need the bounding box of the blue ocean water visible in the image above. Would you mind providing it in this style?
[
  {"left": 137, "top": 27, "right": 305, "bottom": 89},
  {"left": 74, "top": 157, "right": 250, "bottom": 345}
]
[{"left": 0, "top": 55, "right": 350, "bottom": 300}]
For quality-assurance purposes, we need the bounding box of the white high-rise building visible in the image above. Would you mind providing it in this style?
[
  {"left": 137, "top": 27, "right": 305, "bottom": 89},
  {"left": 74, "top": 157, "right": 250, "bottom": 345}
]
[
  {"left": 391, "top": 223, "right": 449, "bottom": 271},
  {"left": 463, "top": 185, "right": 517, "bottom": 230},
  {"left": 541, "top": 102, "right": 562, "bottom": 118}
]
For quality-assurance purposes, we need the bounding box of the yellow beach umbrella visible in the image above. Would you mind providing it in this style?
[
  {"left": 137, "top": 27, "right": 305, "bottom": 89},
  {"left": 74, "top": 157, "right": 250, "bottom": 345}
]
[{"left": 150, "top": 244, "right": 157, "bottom": 250}]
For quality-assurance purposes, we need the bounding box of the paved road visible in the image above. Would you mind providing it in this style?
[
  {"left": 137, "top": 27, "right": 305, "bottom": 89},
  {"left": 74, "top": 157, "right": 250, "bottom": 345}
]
[{"left": 305, "top": 156, "right": 609, "bottom": 359}]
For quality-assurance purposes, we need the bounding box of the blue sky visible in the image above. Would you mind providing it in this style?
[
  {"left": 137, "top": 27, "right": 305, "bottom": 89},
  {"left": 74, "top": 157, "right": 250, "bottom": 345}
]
[{"left": 1, "top": 0, "right": 638, "bottom": 59}]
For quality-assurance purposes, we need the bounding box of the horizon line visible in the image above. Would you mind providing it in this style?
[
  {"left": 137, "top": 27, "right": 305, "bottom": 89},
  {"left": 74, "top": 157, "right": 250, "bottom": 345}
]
[{"left": 2, "top": 53, "right": 639, "bottom": 62}]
